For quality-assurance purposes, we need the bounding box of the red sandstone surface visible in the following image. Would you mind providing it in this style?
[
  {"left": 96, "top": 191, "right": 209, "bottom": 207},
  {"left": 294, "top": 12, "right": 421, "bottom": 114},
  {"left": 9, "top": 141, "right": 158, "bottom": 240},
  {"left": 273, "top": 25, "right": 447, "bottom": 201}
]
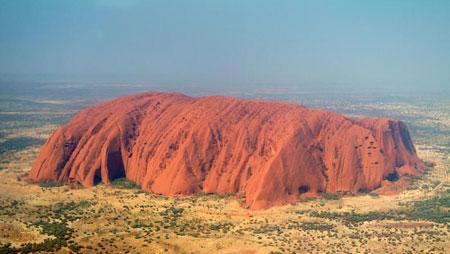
[{"left": 29, "top": 92, "right": 424, "bottom": 209}]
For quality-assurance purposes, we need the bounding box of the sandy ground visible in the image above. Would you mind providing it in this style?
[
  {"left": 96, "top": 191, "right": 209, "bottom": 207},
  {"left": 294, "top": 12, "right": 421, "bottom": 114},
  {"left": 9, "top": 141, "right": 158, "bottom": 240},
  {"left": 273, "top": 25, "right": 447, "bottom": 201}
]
[{"left": 0, "top": 142, "right": 448, "bottom": 254}]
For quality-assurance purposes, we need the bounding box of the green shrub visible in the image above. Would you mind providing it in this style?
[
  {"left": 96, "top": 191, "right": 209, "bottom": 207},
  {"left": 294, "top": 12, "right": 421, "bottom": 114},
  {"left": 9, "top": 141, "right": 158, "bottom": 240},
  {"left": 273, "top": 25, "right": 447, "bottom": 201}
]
[
  {"left": 310, "top": 194, "right": 450, "bottom": 224},
  {"left": 407, "top": 195, "right": 450, "bottom": 223},
  {"left": 0, "top": 137, "right": 44, "bottom": 153},
  {"left": 321, "top": 193, "right": 341, "bottom": 200},
  {"left": 39, "top": 181, "right": 64, "bottom": 188},
  {"left": 368, "top": 192, "right": 379, "bottom": 198},
  {"left": 110, "top": 178, "right": 140, "bottom": 189},
  {"left": 299, "top": 222, "right": 336, "bottom": 231},
  {"left": 310, "top": 211, "right": 397, "bottom": 225}
]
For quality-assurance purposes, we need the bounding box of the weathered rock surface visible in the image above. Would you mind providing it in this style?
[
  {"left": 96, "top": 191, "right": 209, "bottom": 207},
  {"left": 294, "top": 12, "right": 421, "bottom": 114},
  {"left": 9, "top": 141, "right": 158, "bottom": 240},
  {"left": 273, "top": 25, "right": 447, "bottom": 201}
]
[{"left": 29, "top": 92, "right": 424, "bottom": 209}]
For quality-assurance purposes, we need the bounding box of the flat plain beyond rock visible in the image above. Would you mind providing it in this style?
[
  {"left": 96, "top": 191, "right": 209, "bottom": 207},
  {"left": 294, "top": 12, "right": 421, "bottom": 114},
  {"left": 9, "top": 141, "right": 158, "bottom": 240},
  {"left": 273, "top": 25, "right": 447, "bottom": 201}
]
[{"left": 29, "top": 92, "right": 424, "bottom": 209}]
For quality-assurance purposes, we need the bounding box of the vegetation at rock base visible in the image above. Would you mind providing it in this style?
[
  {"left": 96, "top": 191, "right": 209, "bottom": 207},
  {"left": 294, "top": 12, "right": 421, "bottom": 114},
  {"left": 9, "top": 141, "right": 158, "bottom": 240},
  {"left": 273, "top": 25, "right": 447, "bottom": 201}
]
[
  {"left": 110, "top": 178, "right": 140, "bottom": 189},
  {"left": 38, "top": 181, "right": 64, "bottom": 188},
  {"left": 320, "top": 193, "right": 342, "bottom": 200}
]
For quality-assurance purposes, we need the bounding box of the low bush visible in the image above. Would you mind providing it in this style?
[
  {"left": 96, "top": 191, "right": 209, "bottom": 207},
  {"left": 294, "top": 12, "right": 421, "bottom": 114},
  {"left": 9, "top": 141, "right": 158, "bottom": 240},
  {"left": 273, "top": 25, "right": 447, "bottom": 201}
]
[
  {"left": 38, "top": 181, "right": 64, "bottom": 188},
  {"left": 110, "top": 178, "right": 140, "bottom": 189},
  {"left": 321, "top": 193, "right": 341, "bottom": 200}
]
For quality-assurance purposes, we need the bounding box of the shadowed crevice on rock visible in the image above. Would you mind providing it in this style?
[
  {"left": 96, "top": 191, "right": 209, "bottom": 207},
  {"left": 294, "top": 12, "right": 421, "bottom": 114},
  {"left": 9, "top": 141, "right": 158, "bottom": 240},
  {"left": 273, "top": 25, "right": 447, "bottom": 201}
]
[
  {"left": 399, "top": 123, "right": 415, "bottom": 154},
  {"left": 298, "top": 185, "right": 310, "bottom": 194},
  {"left": 106, "top": 150, "right": 126, "bottom": 182},
  {"left": 385, "top": 172, "right": 399, "bottom": 182},
  {"left": 93, "top": 171, "right": 102, "bottom": 185}
]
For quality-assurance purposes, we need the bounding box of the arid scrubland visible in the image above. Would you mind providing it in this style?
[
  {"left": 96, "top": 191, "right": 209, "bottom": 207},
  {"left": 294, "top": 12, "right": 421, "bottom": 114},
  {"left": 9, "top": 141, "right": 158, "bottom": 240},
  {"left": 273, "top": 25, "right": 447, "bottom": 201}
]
[
  {"left": 0, "top": 91, "right": 449, "bottom": 253},
  {"left": 0, "top": 139, "right": 448, "bottom": 253}
]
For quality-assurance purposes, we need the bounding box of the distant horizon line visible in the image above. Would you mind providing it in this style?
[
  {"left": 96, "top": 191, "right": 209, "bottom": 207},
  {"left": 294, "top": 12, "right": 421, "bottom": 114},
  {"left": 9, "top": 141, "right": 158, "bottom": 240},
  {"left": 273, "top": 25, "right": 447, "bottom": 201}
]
[{"left": 1, "top": 73, "right": 449, "bottom": 95}]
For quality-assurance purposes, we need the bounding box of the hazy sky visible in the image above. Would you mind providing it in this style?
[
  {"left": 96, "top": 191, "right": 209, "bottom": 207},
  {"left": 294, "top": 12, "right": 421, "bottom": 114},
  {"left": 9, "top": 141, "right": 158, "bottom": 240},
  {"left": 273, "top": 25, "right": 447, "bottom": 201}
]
[{"left": 1, "top": 0, "right": 449, "bottom": 91}]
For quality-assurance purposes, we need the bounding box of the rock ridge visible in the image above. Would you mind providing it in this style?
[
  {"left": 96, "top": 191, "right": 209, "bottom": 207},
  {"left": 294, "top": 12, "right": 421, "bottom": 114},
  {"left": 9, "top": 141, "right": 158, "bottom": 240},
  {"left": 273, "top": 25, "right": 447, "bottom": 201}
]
[{"left": 29, "top": 92, "right": 424, "bottom": 209}]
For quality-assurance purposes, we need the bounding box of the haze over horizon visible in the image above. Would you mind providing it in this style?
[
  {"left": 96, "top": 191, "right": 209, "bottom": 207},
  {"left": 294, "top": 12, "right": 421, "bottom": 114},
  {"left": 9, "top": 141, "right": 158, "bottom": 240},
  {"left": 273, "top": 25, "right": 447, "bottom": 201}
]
[{"left": 1, "top": 0, "right": 450, "bottom": 93}]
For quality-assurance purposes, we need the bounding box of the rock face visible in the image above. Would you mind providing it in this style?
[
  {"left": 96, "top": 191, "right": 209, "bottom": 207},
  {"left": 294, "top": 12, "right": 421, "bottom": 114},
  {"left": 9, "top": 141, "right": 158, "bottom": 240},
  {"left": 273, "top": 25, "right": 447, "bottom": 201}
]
[{"left": 29, "top": 92, "right": 424, "bottom": 209}]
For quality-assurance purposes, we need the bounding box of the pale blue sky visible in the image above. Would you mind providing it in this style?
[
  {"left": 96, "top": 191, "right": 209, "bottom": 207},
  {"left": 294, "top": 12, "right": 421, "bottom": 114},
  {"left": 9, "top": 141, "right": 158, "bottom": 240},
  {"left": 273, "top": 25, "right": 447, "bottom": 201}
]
[{"left": 1, "top": 0, "right": 449, "bottom": 91}]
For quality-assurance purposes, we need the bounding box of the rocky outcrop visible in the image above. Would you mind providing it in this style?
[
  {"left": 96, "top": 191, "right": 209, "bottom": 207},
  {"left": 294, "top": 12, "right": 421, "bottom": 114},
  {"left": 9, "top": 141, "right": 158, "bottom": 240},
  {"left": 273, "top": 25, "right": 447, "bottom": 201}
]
[{"left": 29, "top": 92, "right": 424, "bottom": 209}]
